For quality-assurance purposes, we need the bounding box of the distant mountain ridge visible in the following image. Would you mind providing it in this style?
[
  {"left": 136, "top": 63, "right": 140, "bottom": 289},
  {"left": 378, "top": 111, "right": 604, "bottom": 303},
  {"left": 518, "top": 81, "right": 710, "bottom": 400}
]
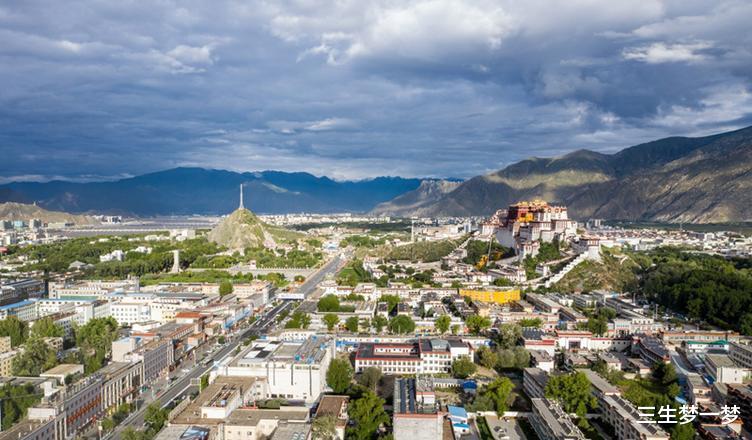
[
  {"left": 0, "top": 202, "right": 98, "bottom": 225},
  {"left": 373, "top": 126, "right": 752, "bottom": 223},
  {"left": 0, "top": 168, "right": 424, "bottom": 216}
]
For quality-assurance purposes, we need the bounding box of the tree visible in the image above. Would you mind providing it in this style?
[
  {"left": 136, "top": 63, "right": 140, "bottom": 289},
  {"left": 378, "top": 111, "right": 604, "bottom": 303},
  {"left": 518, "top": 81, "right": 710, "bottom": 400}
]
[
  {"left": 100, "top": 417, "right": 116, "bottom": 432},
  {"left": 345, "top": 316, "right": 360, "bottom": 333},
  {"left": 495, "top": 324, "right": 521, "bottom": 349},
  {"left": 652, "top": 362, "right": 678, "bottom": 386},
  {"left": 219, "top": 280, "right": 233, "bottom": 296},
  {"left": 371, "top": 315, "right": 388, "bottom": 333},
  {"left": 144, "top": 401, "right": 169, "bottom": 433},
  {"left": 347, "top": 390, "right": 390, "bottom": 440},
  {"left": 358, "top": 367, "right": 382, "bottom": 391},
  {"left": 312, "top": 415, "right": 337, "bottom": 440},
  {"left": 587, "top": 316, "right": 608, "bottom": 337},
  {"left": 670, "top": 419, "right": 695, "bottom": 440},
  {"left": 30, "top": 317, "right": 63, "bottom": 338},
  {"left": 0, "top": 317, "right": 28, "bottom": 347},
  {"left": 545, "top": 371, "right": 597, "bottom": 417},
  {"left": 512, "top": 346, "right": 530, "bottom": 369},
  {"left": 318, "top": 295, "right": 341, "bottom": 312},
  {"left": 435, "top": 315, "right": 451, "bottom": 334},
  {"left": 121, "top": 427, "right": 145, "bottom": 440},
  {"left": 480, "top": 377, "right": 514, "bottom": 415},
  {"left": 465, "top": 315, "right": 491, "bottom": 335},
  {"left": 11, "top": 337, "right": 57, "bottom": 376},
  {"left": 517, "top": 318, "right": 542, "bottom": 328},
  {"left": 323, "top": 314, "right": 340, "bottom": 331},
  {"left": 326, "top": 358, "right": 353, "bottom": 394},
  {"left": 285, "top": 311, "right": 311, "bottom": 329},
  {"left": 388, "top": 316, "right": 415, "bottom": 334},
  {"left": 451, "top": 356, "right": 477, "bottom": 379},
  {"left": 740, "top": 313, "right": 752, "bottom": 336},
  {"left": 450, "top": 324, "right": 460, "bottom": 335},
  {"left": 378, "top": 295, "right": 401, "bottom": 314},
  {"left": 476, "top": 346, "right": 498, "bottom": 370}
]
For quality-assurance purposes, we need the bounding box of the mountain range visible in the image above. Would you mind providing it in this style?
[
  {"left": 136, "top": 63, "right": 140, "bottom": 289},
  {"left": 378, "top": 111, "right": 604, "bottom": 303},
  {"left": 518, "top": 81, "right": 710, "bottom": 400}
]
[
  {"left": 2, "top": 126, "right": 751, "bottom": 222},
  {"left": 0, "top": 169, "right": 423, "bottom": 216},
  {"left": 373, "top": 125, "right": 752, "bottom": 223}
]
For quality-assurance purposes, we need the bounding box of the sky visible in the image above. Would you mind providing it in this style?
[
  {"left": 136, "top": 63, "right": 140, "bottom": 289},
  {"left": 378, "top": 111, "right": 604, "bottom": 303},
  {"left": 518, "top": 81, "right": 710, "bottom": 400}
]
[{"left": 1, "top": 0, "right": 752, "bottom": 182}]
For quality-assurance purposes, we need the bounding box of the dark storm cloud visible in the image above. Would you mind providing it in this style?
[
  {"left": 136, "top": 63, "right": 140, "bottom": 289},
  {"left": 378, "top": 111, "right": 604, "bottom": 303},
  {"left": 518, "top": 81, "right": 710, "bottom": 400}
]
[{"left": 1, "top": 0, "right": 752, "bottom": 181}]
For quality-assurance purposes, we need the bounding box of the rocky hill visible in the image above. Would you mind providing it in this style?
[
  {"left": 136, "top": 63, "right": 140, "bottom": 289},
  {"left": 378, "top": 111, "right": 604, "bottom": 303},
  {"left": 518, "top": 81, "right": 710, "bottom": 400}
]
[
  {"left": 207, "top": 208, "right": 276, "bottom": 249},
  {"left": 374, "top": 126, "right": 752, "bottom": 223},
  {"left": 0, "top": 202, "right": 98, "bottom": 225}
]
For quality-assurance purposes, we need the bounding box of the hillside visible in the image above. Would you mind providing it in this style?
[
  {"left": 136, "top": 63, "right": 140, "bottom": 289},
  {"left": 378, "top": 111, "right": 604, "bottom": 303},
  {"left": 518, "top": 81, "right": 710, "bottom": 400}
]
[
  {"left": 0, "top": 168, "right": 422, "bottom": 216},
  {"left": 0, "top": 202, "right": 98, "bottom": 225},
  {"left": 208, "top": 208, "right": 275, "bottom": 249},
  {"left": 374, "top": 126, "right": 752, "bottom": 223},
  {"left": 371, "top": 179, "right": 461, "bottom": 217}
]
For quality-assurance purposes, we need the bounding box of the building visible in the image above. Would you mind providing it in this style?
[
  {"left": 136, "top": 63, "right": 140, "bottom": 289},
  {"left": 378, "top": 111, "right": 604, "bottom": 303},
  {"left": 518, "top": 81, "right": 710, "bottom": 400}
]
[
  {"left": 0, "top": 336, "right": 12, "bottom": 353},
  {"left": 530, "top": 398, "right": 586, "bottom": 440},
  {"left": 0, "top": 279, "right": 45, "bottom": 304},
  {"left": 99, "top": 361, "right": 142, "bottom": 413},
  {"left": 582, "top": 369, "right": 669, "bottom": 440},
  {"left": 0, "top": 349, "right": 20, "bottom": 376},
  {"left": 726, "top": 384, "right": 752, "bottom": 433},
  {"left": 315, "top": 395, "right": 349, "bottom": 439},
  {"left": 523, "top": 367, "right": 550, "bottom": 399},
  {"left": 0, "top": 415, "right": 62, "bottom": 440},
  {"left": 40, "top": 364, "right": 84, "bottom": 384},
  {"left": 221, "top": 337, "right": 333, "bottom": 403},
  {"left": 354, "top": 339, "right": 471, "bottom": 375},
  {"left": 458, "top": 289, "right": 520, "bottom": 304},
  {"left": 633, "top": 335, "right": 670, "bottom": 365},
  {"left": 393, "top": 378, "right": 445, "bottom": 440},
  {"left": 29, "top": 374, "right": 104, "bottom": 438},
  {"left": 110, "top": 302, "right": 151, "bottom": 326},
  {"left": 704, "top": 354, "right": 748, "bottom": 384},
  {"left": 729, "top": 342, "right": 752, "bottom": 368}
]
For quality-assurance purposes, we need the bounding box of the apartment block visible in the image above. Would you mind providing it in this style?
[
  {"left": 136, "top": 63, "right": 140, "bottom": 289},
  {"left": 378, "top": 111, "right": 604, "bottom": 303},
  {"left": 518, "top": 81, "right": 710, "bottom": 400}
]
[
  {"left": 354, "top": 338, "right": 471, "bottom": 375},
  {"left": 530, "top": 398, "right": 586, "bottom": 440}
]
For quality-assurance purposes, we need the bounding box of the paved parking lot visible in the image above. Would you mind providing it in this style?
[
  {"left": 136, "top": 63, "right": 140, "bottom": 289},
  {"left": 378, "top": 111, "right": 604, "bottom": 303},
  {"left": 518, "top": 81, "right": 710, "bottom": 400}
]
[{"left": 484, "top": 416, "right": 526, "bottom": 440}]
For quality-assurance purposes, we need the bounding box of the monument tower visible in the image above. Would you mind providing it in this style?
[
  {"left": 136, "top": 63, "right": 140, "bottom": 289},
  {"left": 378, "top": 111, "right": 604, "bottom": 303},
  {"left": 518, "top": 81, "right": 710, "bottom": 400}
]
[{"left": 239, "top": 183, "right": 244, "bottom": 209}]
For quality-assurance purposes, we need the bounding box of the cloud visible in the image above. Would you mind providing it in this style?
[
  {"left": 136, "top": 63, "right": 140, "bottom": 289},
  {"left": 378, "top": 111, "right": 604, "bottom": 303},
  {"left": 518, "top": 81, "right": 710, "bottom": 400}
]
[
  {"left": 622, "top": 41, "right": 713, "bottom": 64},
  {"left": 0, "top": 0, "right": 751, "bottom": 181}
]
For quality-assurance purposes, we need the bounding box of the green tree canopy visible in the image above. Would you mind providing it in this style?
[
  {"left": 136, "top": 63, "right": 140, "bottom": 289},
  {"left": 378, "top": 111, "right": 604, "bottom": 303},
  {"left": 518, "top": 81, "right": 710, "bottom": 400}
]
[
  {"left": 451, "top": 356, "right": 477, "bottom": 379},
  {"left": 495, "top": 324, "right": 522, "bottom": 349},
  {"left": 545, "top": 371, "right": 597, "bottom": 417},
  {"left": 285, "top": 311, "right": 311, "bottom": 329},
  {"left": 387, "top": 315, "right": 415, "bottom": 334},
  {"left": 345, "top": 316, "right": 360, "bottom": 333},
  {"left": 11, "top": 338, "right": 57, "bottom": 376},
  {"left": 326, "top": 358, "right": 353, "bottom": 394},
  {"left": 318, "top": 295, "right": 341, "bottom": 312},
  {"left": 30, "top": 317, "right": 63, "bottom": 339},
  {"left": 357, "top": 367, "right": 382, "bottom": 391},
  {"left": 468, "top": 377, "right": 514, "bottom": 416},
  {"left": 311, "top": 414, "right": 337, "bottom": 440},
  {"left": 0, "top": 317, "right": 28, "bottom": 347},
  {"left": 371, "top": 315, "right": 388, "bottom": 333},
  {"left": 435, "top": 315, "right": 451, "bottom": 334},
  {"left": 347, "top": 390, "right": 389, "bottom": 440},
  {"left": 465, "top": 315, "right": 492, "bottom": 335},
  {"left": 323, "top": 314, "right": 340, "bottom": 331},
  {"left": 219, "top": 280, "right": 233, "bottom": 296},
  {"left": 378, "top": 295, "right": 401, "bottom": 314}
]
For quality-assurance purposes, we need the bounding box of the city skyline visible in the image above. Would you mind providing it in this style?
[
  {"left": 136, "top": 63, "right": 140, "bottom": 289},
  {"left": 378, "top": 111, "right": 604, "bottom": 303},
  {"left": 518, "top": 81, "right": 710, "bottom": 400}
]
[{"left": 2, "top": 1, "right": 752, "bottom": 182}]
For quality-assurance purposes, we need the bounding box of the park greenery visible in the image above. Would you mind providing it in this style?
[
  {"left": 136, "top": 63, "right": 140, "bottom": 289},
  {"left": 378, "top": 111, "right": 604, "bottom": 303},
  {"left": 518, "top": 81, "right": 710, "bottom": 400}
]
[
  {"left": 336, "top": 260, "right": 372, "bottom": 287},
  {"left": 357, "top": 367, "right": 382, "bottom": 391},
  {"left": 191, "top": 246, "right": 322, "bottom": 269},
  {"left": 0, "top": 316, "right": 29, "bottom": 347},
  {"left": 522, "top": 239, "right": 563, "bottom": 279},
  {"left": 465, "top": 315, "right": 492, "bottom": 335},
  {"left": 639, "top": 248, "right": 752, "bottom": 334},
  {"left": 386, "top": 236, "right": 466, "bottom": 263},
  {"left": 462, "top": 239, "right": 514, "bottom": 268}
]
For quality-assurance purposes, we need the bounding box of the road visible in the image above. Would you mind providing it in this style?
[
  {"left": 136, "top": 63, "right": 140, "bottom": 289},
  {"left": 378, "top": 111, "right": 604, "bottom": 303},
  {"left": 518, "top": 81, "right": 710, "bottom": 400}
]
[
  {"left": 297, "top": 254, "right": 343, "bottom": 297},
  {"left": 108, "top": 301, "right": 292, "bottom": 440},
  {"left": 108, "top": 254, "right": 345, "bottom": 439}
]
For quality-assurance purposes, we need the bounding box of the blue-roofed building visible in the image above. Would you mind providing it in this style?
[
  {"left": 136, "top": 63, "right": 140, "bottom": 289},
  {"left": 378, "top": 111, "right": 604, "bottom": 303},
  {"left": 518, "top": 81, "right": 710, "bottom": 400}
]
[
  {"left": 447, "top": 405, "right": 469, "bottom": 435},
  {"left": 0, "top": 300, "right": 37, "bottom": 321}
]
